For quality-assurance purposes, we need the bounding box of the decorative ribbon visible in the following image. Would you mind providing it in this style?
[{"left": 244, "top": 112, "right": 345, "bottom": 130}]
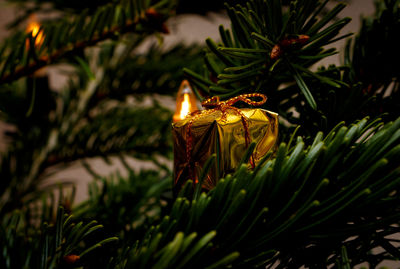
[{"left": 185, "top": 93, "right": 267, "bottom": 181}]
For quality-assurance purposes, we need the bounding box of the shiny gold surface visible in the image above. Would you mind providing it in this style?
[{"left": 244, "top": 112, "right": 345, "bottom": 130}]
[{"left": 172, "top": 108, "right": 278, "bottom": 193}]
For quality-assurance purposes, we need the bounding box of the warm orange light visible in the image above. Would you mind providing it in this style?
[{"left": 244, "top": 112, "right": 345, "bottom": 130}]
[
  {"left": 180, "top": 93, "right": 191, "bottom": 120},
  {"left": 26, "top": 15, "right": 44, "bottom": 48},
  {"left": 173, "top": 80, "right": 199, "bottom": 122}
]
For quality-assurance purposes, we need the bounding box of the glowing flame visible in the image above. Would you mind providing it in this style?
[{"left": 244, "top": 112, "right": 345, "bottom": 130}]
[
  {"left": 179, "top": 93, "right": 191, "bottom": 120},
  {"left": 26, "top": 16, "right": 44, "bottom": 48},
  {"left": 173, "top": 80, "right": 198, "bottom": 122}
]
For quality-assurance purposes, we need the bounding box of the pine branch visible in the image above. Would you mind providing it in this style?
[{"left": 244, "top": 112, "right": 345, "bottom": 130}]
[
  {"left": 108, "top": 117, "right": 400, "bottom": 268},
  {"left": 183, "top": 0, "right": 399, "bottom": 138},
  {"left": 44, "top": 104, "right": 173, "bottom": 171},
  {"left": 281, "top": 0, "right": 400, "bottom": 136},
  {"left": 94, "top": 41, "right": 205, "bottom": 98},
  {"left": 344, "top": 0, "right": 400, "bottom": 121},
  {"left": 0, "top": 206, "right": 118, "bottom": 268},
  {"left": 0, "top": 0, "right": 174, "bottom": 84},
  {"left": 0, "top": 39, "right": 200, "bottom": 216},
  {"left": 72, "top": 170, "right": 170, "bottom": 243},
  {"left": 184, "top": 0, "right": 351, "bottom": 111}
]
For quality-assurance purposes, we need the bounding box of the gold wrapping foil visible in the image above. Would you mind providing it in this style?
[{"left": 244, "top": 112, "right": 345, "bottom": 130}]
[{"left": 172, "top": 108, "right": 278, "bottom": 193}]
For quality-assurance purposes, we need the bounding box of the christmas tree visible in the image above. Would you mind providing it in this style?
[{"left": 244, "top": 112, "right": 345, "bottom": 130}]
[{"left": 0, "top": 0, "right": 400, "bottom": 268}]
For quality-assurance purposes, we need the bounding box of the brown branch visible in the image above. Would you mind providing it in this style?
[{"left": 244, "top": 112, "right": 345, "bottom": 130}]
[{"left": 0, "top": 8, "right": 168, "bottom": 84}]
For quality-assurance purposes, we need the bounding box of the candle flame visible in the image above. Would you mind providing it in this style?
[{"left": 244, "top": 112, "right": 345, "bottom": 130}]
[
  {"left": 26, "top": 16, "right": 44, "bottom": 48},
  {"left": 179, "top": 93, "right": 191, "bottom": 120}
]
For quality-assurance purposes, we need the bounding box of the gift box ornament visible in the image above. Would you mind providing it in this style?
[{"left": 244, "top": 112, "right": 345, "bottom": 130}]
[{"left": 172, "top": 93, "right": 279, "bottom": 194}]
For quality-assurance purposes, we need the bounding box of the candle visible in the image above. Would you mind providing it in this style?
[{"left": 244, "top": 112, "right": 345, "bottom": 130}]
[
  {"left": 173, "top": 80, "right": 199, "bottom": 122},
  {"left": 25, "top": 14, "right": 49, "bottom": 118}
]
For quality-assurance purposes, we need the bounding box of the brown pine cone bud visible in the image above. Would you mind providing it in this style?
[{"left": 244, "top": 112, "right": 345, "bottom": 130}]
[{"left": 64, "top": 254, "right": 80, "bottom": 264}]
